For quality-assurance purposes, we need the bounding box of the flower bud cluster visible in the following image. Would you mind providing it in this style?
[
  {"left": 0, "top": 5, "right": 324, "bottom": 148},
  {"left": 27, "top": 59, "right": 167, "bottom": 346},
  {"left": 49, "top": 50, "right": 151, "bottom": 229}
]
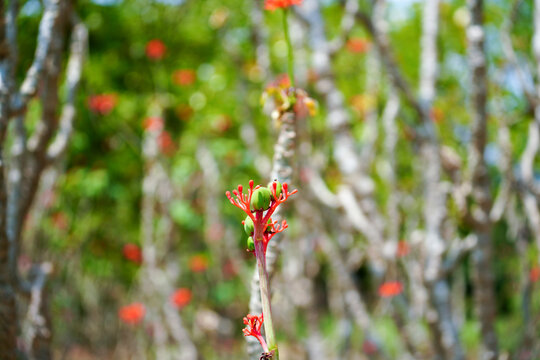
[{"left": 226, "top": 179, "right": 297, "bottom": 256}]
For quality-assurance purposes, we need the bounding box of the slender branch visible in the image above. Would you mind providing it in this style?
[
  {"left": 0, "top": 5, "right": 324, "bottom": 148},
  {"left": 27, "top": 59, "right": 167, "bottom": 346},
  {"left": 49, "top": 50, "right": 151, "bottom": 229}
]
[
  {"left": 466, "top": 0, "right": 498, "bottom": 358},
  {"left": 0, "top": 2, "right": 19, "bottom": 358},
  {"left": 355, "top": 11, "right": 427, "bottom": 121},
  {"left": 13, "top": 0, "right": 63, "bottom": 114},
  {"left": 47, "top": 16, "right": 87, "bottom": 161}
]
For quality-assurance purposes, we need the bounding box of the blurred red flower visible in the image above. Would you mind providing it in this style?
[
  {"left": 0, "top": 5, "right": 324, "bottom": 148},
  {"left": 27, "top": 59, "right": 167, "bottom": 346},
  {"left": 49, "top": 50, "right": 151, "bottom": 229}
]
[
  {"left": 52, "top": 212, "right": 68, "bottom": 231},
  {"left": 173, "top": 69, "right": 196, "bottom": 86},
  {"left": 157, "top": 131, "right": 176, "bottom": 156},
  {"left": 267, "top": 74, "right": 291, "bottom": 89},
  {"left": 378, "top": 281, "right": 403, "bottom": 298},
  {"left": 397, "top": 240, "right": 410, "bottom": 257},
  {"left": 265, "top": 0, "right": 303, "bottom": 10},
  {"left": 346, "top": 38, "right": 370, "bottom": 54},
  {"left": 42, "top": 189, "right": 56, "bottom": 209},
  {"left": 176, "top": 104, "right": 194, "bottom": 121},
  {"left": 118, "top": 303, "right": 145, "bottom": 325},
  {"left": 362, "top": 339, "right": 378, "bottom": 355},
  {"left": 87, "top": 94, "right": 117, "bottom": 115},
  {"left": 123, "top": 243, "right": 142, "bottom": 264},
  {"left": 143, "top": 116, "right": 164, "bottom": 132},
  {"left": 189, "top": 254, "right": 209, "bottom": 273},
  {"left": 171, "top": 288, "right": 192, "bottom": 309},
  {"left": 146, "top": 39, "right": 166, "bottom": 60},
  {"left": 430, "top": 106, "right": 445, "bottom": 123},
  {"left": 213, "top": 115, "right": 232, "bottom": 133},
  {"left": 222, "top": 259, "right": 238, "bottom": 279},
  {"left": 530, "top": 266, "right": 540, "bottom": 282}
]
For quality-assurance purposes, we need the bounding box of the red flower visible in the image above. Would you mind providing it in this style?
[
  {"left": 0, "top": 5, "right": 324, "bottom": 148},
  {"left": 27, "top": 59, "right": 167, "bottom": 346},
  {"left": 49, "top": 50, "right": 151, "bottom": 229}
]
[
  {"left": 118, "top": 303, "right": 145, "bottom": 325},
  {"left": 189, "top": 254, "right": 209, "bottom": 273},
  {"left": 378, "top": 281, "right": 403, "bottom": 298},
  {"left": 87, "top": 94, "right": 117, "bottom": 115},
  {"left": 42, "top": 189, "right": 56, "bottom": 209},
  {"left": 52, "top": 212, "right": 68, "bottom": 231},
  {"left": 157, "top": 131, "right": 176, "bottom": 156},
  {"left": 123, "top": 243, "right": 142, "bottom": 264},
  {"left": 173, "top": 69, "right": 196, "bottom": 86},
  {"left": 362, "top": 339, "right": 378, "bottom": 355},
  {"left": 212, "top": 115, "right": 232, "bottom": 133},
  {"left": 222, "top": 260, "right": 238, "bottom": 279},
  {"left": 530, "top": 266, "right": 540, "bottom": 283},
  {"left": 430, "top": 107, "right": 445, "bottom": 123},
  {"left": 266, "top": 74, "right": 291, "bottom": 91},
  {"left": 171, "top": 288, "right": 192, "bottom": 309},
  {"left": 265, "top": 0, "right": 303, "bottom": 11},
  {"left": 146, "top": 39, "right": 166, "bottom": 60},
  {"left": 397, "top": 240, "right": 410, "bottom": 257},
  {"left": 143, "top": 116, "right": 164, "bottom": 132},
  {"left": 242, "top": 314, "right": 269, "bottom": 353},
  {"left": 346, "top": 38, "right": 370, "bottom": 54},
  {"left": 176, "top": 104, "right": 194, "bottom": 121}
]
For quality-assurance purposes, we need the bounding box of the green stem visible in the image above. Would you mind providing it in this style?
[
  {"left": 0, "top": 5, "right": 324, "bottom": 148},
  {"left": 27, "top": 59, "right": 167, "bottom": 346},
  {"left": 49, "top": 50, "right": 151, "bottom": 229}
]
[
  {"left": 254, "top": 225, "right": 279, "bottom": 359},
  {"left": 282, "top": 8, "right": 295, "bottom": 89}
]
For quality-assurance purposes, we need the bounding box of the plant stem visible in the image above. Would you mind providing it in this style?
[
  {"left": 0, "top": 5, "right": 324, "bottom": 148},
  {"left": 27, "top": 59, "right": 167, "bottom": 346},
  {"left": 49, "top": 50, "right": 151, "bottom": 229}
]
[
  {"left": 282, "top": 9, "right": 295, "bottom": 89},
  {"left": 254, "top": 220, "right": 279, "bottom": 359}
]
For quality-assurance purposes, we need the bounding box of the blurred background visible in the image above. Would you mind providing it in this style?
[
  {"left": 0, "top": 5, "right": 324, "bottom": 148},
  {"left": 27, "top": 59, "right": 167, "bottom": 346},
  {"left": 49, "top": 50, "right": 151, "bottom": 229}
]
[{"left": 7, "top": 0, "right": 540, "bottom": 359}]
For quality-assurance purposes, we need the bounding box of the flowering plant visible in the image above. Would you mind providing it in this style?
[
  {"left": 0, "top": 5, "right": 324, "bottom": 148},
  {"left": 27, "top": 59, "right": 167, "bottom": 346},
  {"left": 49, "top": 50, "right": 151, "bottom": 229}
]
[{"left": 226, "top": 180, "right": 297, "bottom": 359}]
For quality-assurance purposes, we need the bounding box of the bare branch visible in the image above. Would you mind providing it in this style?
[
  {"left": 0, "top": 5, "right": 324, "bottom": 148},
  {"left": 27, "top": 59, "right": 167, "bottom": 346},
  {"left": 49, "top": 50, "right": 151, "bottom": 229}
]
[
  {"left": 466, "top": 0, "right": 499, "bottom": 357},
  {"left": 14, "top": 0, "right": 64, "bottom": 113},
  {"left": 47, "top": 17, "right": 87, "bottom": 161}
]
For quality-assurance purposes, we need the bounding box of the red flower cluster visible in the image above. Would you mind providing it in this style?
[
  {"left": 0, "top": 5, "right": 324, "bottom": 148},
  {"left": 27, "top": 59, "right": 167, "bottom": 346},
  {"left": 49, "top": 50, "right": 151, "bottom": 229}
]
[
  {"left": 263, "top": 75, "right": 317, "bottom": 118},
  {"left": 243, "top": 313, "right": 268, "bottom": 353},
  {"left": 118, "top": 303, "right": 145, "bottom": 325},
  {"left": 157, "top": 131, "right": 176, "bottom": 156},
  {"left": 397, "top": 240, "right": 410, "bottom": 258},
  {"left": 226, "top": 180, "right": 297, "bottom": 256},
  {"left": 146, "top": 39, "right": 166, "bottom": 60},
  {"left": 362, "top": 339, "right": 378, "bottom": 355},
  {"left": 430, "top": 106, "right": 445, "bottom": 124},
  {"left": 173, "top": 69, "right": 196, "bottom": 86},
  {"left": 378, "top": 281, "right": 403, "bottom": 298},
  {"left": 87, "top": 94, "right": 117, "bottom": 115},
  {"left": 171, "top": 288, "right": 192, "bottom": 309},
  {"left": 268, "top": 74, "right": 291, "bottom": 89},
  {"left": 52, "top": 212, "right": 68, "bottom": 231},
  {"left": 143, "top": 116, "right": 164, "bottom": 132},
  {"left": 346, "top": 38, "right": 370, "bottom": 54},
  {"left": 189, "top": 254, "right": 209, "bottom": 273},
  {"left": 530, "top": 266, "right": 540, "bottom": 283},
  {"left": 123, "top": 243, "right": 142, "bottom": 264},
  {"left": 265, "top": 0, "right": 303, "bottom": 11}
]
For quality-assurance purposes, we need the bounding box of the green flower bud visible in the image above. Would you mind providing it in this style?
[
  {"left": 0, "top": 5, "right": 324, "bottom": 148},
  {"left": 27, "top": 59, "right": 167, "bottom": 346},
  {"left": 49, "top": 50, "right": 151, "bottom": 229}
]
[
  {"left": 244, "top": 216, "right": 254, "bottom": 236},
  {"left": 250, "top": 187, "right": 272, "bottom": 211},
  {"left": 265, "top": 218, "right": 274, "bottom": 233},
  {"left": 268, "top": 180, "right": 282, "bottom": 199},
  {"left": 247, "top": 236, "right": 255, "bottom": 251}
]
